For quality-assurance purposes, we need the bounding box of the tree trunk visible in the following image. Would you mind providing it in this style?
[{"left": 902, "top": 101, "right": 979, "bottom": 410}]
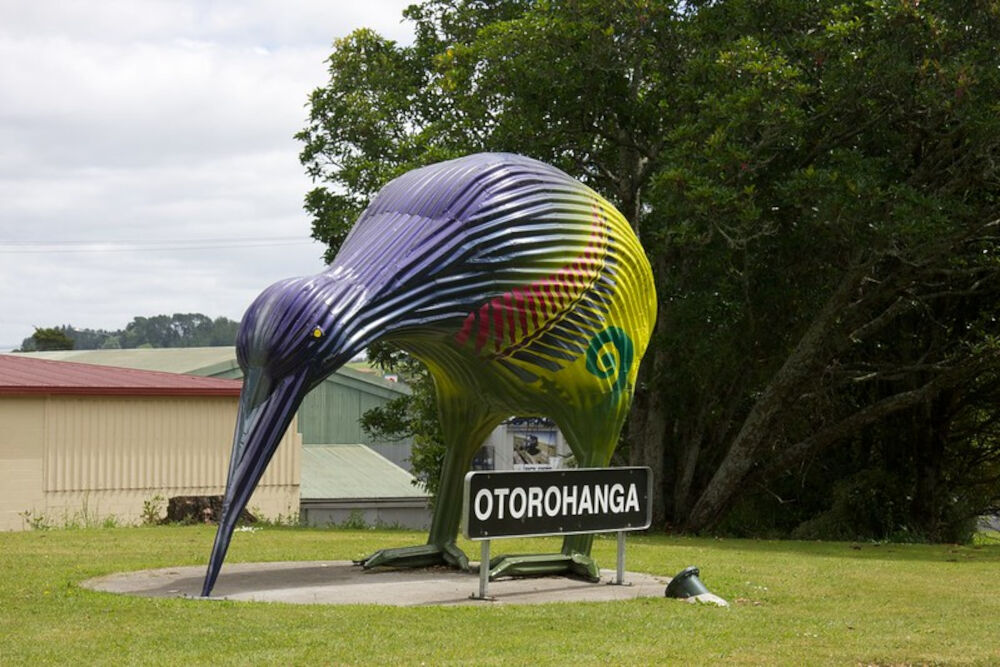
[
  {"left": 621, "top": 150, "right": 668, "bottom": 524},
  {"left": 911, "top": 391, "right": 952, "bottom": 540},
  {"left": 759, "top": 379, "right": 952, "bottom": 479},
  {"left": 683, "top": 264, "right": 868, "bottom": 531},
  {"left": 627, "top": 312, "right": 668, "bottom": 528},
  {"left": 672, "top": 432, "right": 701, "bottom": 520}
]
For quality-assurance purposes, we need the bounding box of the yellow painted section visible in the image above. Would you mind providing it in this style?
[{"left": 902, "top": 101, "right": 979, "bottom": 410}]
[
  {"left": 0, "top": 395, "right": 301, "bottom": 530},
  {"left": 503, "top": 195, "right": 655, "bottom": 402}
]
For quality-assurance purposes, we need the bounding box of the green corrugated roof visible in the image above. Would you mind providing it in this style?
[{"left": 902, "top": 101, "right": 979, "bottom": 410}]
[
  {"left": 301, "top": 445, "right": 428, "bottom": 500},
  {"left": 16, "top": 348, "right": 408, "bottom": 393},
  {"left": 19, "top": 347, "right": 237, "bottom": 374}
]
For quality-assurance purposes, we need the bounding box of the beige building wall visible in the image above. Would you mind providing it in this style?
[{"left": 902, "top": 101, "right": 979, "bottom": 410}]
[
  {"left": 0, "top": 395, "right": 300, "bottom": 531},
  {"left": 0, "top": 398, "right": 46, "bottom": 531}
]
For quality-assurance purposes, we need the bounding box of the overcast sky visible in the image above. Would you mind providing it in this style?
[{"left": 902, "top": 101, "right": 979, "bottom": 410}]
[{"left": 0, "top": 1, "right": 414, "bottom": 350}]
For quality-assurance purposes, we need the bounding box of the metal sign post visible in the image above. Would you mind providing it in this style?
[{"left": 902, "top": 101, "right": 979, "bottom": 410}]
[
  {"left": 462, "top": 467, "right": 651, "bottom": 600},
  {"left": 615, "top": 530, "right": 627, "bottom": 586},
  {"left": 474, "top": 540, "right": 493, "bottom": 600}
]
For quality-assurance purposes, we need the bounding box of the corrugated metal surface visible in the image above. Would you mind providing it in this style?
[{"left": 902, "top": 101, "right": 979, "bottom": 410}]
[
  {"left": 42, "top": 395, "right": 299, "bottom": 493},
  {"left": 0, "top": 398, "right": 45, "bottom": 529},
  {"left": 16, "top": 348, "right": 416, "bottom": 470},
  {"left": 0, "top": 355, "right": 241, "bottom": 397},
  {"left": 18, "top": 348, "right": 239, "bottom": 374},
  {"left": 300, "top": 445, "right": 426, "bottom": 500},
  {"left": 1, "top": 393, "right": 300, "bottom": 530},
  {"left": 296, "top": 374, "right": 412, "bottom": 449},
  {"left": 15, "top": 349, "right": 402, "bottom": 392},
  {"left": 300, "top": 382, "right": 363, "bottom": 444}
]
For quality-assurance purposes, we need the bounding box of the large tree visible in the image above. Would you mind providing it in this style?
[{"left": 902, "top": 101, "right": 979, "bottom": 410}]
[{"left": 299, "top": 0, "right": 1000, "bottom": 538}]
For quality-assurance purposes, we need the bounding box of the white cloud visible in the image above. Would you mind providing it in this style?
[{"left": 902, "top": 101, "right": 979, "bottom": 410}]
[{"left": 0, "top": 0, "right": 415, "bottom": 348}]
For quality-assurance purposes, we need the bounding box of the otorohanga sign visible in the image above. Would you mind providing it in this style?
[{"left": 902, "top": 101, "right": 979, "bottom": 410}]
[{"left": 462, "top": 467, "right": 651, "bottom": 540}]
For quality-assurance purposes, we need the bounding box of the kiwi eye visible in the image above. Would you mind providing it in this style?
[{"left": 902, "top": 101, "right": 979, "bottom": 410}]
[{"left": 311, "top": 326, "right": 324, "bottom": 339}]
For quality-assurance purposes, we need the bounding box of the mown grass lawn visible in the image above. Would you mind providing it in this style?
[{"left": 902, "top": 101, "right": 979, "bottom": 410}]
[{"left": 1, "top": 525, "right": 998, "bottom": 665}]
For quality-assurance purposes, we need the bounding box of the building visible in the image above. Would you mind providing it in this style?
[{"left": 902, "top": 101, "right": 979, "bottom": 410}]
[
  {"left": 0, "top": 355, "right": 300, "bottom": 531},
  {"left": 13, "top": 348, "right": 431, "bottom": 529},
  {"left": 19, "top": 347, "right": 416, "bottom": 471},
  {"left": 299, "top": 445, "right": 431, "bottom": 529}
]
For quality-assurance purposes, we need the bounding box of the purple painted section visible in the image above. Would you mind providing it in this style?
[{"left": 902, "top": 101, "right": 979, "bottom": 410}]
[{"left": 237, "top": 153, "right": 592, "bottom": 381}]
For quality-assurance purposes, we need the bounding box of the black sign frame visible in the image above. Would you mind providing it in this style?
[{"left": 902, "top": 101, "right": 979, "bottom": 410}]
[{"left": 461, "top": 467, "right": 652, "bottom": 540}]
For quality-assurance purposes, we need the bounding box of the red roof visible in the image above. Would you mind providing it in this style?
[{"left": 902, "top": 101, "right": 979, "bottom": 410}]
[{"left": 0, "top": 354, "right": 242, "bottom": 397}]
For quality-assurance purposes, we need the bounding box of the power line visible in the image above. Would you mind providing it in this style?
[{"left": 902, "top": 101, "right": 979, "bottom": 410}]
[
  {"left": 0, "top": 235, "right": 308, "bottom": 246},
  {"left": 0, "top": 236, "right": 318, "bottom": 254}
]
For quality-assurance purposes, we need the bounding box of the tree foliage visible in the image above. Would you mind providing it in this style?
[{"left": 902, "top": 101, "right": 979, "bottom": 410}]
[
  {"left": 17, "top": 314, "right": 240, "bottom": 351},
  {"left": 300, "top": 0, "right": 1000, "bottom": 540},
  {"left": 29, "top": 327, "right": 75, "bottom": 351}
]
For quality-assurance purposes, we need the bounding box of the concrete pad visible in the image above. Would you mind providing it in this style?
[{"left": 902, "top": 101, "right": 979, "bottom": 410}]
[{"left": 82, "top": 560, "right": 669, "bottom": 606}]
